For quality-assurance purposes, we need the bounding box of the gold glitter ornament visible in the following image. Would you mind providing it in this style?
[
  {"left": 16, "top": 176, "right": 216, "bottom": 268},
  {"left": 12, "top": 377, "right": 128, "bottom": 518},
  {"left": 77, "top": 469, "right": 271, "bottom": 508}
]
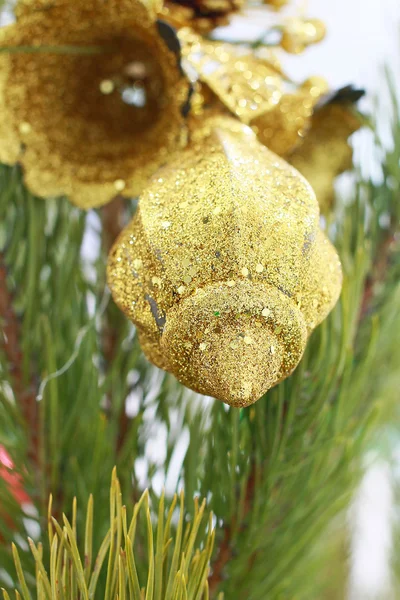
[
  {"left": 0, "top": 0, "right": 190, "bottom": 208},
  {"left": 160, "top": 0, "right": 244, "bottom": 33},
  {"left": 108, "top": 119, "right": 342, "bottom": 407}
]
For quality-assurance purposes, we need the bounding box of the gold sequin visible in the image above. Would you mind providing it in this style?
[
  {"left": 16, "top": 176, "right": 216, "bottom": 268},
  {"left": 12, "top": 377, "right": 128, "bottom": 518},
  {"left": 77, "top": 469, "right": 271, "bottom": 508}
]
[
  {"left": 100, "top": 79, "right": 115, "bottom": 95},
  {"left": 114, "top": 179, "right": 126, "bottom": 192},
  {"left": 18, "top": 121, "right": 31, "bottom": 134}
]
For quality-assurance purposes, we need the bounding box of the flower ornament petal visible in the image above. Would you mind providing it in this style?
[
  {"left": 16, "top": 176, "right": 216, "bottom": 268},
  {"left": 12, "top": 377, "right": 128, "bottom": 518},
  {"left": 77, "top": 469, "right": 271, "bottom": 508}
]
[
  {"left": 288, "top": 88, "right": 365, "bottom": 213},
  {"left": 0, "top": 0, "right": 190, "bottom": 208},
  {"left": 180, "top": 31, "right": 285, "bottom": 125}
]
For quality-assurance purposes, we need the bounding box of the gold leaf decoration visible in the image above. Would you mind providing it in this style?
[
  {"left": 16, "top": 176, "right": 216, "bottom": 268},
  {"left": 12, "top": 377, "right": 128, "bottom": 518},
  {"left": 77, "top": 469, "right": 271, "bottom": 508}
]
[{"left": 179, "top": 30, "right": 284, "bottom": 124}]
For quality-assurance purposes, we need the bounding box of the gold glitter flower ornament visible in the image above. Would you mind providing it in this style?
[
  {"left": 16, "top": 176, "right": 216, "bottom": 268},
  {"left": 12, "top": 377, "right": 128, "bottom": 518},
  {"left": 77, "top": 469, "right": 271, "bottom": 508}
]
[
  {"left": 0, "top": 0, "right": 190, "bottom": 208},
  {"left": 108, "top": 119, "right": 342, "bottom": 407}
]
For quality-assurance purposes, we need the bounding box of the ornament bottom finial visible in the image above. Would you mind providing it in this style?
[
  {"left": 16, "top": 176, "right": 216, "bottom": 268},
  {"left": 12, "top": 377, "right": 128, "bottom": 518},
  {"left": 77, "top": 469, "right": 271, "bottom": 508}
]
[{"left": 158, "top": 282, "right": 307, "bottom": 407}]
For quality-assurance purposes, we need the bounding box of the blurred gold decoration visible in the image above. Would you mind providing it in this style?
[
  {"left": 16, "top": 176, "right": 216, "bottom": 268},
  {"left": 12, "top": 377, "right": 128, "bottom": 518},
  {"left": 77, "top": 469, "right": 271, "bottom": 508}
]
[
  {"left": 108, "top": 119, "right": 342, "bottom": 407},
  {"left": 179, "top": 30, "right": 284, "bottom": 124},
  {"left": 0, "top": 0, "right": 190, "bottom": 208},
  {"left": 160, "top": 0, "right": 244, "bottom": 32},
  {"left": 289, "top": 88, "right": 365, "bottom": 212},
  {"left": 263, "top": 0, "right": 288, "bottom": 8},
  {"left": 281, "top": 18, "right": 326, "bottom": 54},
  {"left": 251, "top": 76, "right": 329, "bottom": 156}
]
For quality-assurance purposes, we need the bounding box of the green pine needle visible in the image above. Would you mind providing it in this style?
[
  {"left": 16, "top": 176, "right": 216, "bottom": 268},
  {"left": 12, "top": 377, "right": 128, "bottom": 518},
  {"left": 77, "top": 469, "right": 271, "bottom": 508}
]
[{"left": 8, "top": 472, "right": 215, "bottom": 600}]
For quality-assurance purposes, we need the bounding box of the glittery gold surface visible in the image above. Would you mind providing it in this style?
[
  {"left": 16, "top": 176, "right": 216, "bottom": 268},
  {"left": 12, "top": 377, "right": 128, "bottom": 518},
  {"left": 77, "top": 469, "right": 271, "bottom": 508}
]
[
  {"left": 0, "top": 0, "right": 189, "bottom": 208},
  {"left": 281, "top": 18, "right": 326, "bottom": 54},
  {"left": 250, "top": 76, "right": 329, "bottom": 156},
  {"left": 178, "top": 31, "right": 333, "bottom": 160},
  {"left": 289, "top": 102, "right": 364, "bottom": 213},
  {"left": 160, "top": 0, "right": 244, "bottom": 32},
  {"left": 107, "top": 119, "right": 342, "bottom": 407},
  {"left": 180, "top": 30, "right": 284, "bottom": 124}
]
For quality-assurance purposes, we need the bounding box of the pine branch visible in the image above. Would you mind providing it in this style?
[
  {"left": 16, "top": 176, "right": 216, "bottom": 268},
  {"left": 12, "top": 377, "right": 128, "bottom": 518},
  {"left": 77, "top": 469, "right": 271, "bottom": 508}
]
[
  {"left": 6, "top": 470, "right": 215, "bottom": 600},
  {"left": 360, "top": 228, "right": 398, "bottom": 320},
  {"left": 101, "top": 195, "right": 136, "bottom": 457},
  {"left": 101, "top": 195, "right": 126, "bottom": 260},
  {"left": 209, "top": 464, "right": 256, "bottom": 594}
]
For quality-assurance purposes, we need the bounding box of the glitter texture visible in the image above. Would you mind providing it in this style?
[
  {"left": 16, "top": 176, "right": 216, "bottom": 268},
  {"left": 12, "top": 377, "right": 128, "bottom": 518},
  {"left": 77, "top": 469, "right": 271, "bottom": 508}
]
[
  {"left": 251, "top": 77, "right": 329, "bottom": 156},
  {"left": 0, "top": 0, "right": 189, "bottom": 208},
  {"left": 179, "top": 31, "right": 363, "bottom": 207},
  {"left": 180, "top": 30, "right": 284, "bottom": 124},
  {"left": 107, "top": 119, "right": 342, "bottom": 407}
]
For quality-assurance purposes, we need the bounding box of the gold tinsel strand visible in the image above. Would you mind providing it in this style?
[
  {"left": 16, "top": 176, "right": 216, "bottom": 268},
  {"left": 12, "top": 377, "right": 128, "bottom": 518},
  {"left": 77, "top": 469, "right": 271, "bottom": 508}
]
[
  {"left": 107, "top": 120, "right": 342, "bottom": 407},
  {"left": 0, "top": 0, "right": 190, "bottom": 208}
]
